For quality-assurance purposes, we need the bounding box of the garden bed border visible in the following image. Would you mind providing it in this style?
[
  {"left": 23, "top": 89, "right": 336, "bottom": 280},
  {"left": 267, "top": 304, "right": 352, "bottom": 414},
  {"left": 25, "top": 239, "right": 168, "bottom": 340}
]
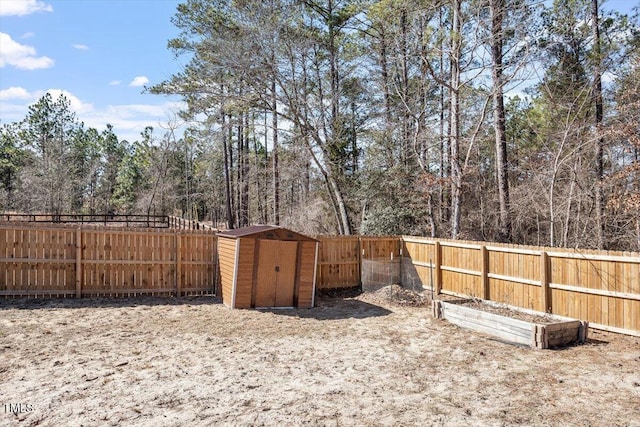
[{"left": 432, "top": 299, "right": 589, "bottom": 349}]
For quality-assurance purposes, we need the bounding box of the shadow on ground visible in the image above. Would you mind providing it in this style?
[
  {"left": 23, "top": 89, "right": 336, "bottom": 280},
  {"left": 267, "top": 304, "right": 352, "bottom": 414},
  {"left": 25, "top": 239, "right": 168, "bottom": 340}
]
[
  {"left": 0, "top": 295, "right": 220, "bottom": 310},
  {"left": 0, "top": 289, "right": 392, "bottom": 320},
  {"left": 263, "top": 295, "right": 393, "bottom": 321}
]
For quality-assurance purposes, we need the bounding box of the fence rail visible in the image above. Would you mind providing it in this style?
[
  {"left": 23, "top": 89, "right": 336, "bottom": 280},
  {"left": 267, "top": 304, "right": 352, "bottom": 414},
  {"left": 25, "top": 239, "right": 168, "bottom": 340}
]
[
  {"left": 1, "top": 214, "right": 170, "bottom": 228},
  {"left": 168, "top": 216, "right": 217, "bottom": 231},
  {"left": 0, "top": 213, "right": 221, "bottom": 231},
  {"left": 1, "top": 226, "right": 638, "bottom": 335}
]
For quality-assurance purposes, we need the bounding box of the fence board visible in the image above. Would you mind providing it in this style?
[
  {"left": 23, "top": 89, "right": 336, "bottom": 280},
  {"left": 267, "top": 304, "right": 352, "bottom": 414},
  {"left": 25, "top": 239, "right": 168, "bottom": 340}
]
[
  {"left": 315, "top": 236, "right": 360, "bottom": 289},
  {"left": 360, "top": 237, "right": 402, "bottom": 260},
  {"left": 401, "top": 239, "right": 436, "bottom": 290}
]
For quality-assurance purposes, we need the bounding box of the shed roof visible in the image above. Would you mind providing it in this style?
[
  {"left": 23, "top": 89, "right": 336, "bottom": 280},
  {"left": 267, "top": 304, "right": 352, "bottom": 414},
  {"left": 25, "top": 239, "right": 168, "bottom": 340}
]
[{"left": 217, "top": 225, "right": 318, "bottom": 241}]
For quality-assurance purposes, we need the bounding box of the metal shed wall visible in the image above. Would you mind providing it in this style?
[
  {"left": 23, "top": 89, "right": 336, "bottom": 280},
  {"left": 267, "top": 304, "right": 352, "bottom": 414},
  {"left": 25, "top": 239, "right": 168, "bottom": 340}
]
[{"left": 216, "top": 226, "right": 318, "bottom": 309}]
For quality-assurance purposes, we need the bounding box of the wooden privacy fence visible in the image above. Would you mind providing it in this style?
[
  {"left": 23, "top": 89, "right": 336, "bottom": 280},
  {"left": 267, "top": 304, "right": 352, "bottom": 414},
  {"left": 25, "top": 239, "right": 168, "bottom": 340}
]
[
  {"left": 313, "top": 235, "right": 640, "bottom": 335},
  {"left": 0, "top": 225, "right": 217, "bottom": 298},
  {"left": 1, "top": 226, "right": 638, "bottom": 336},
  {"left": 315, "top": 236, "right": 402, "bottom": 289},
  {"left": 0, "top": 230, "right": 377, "bottom": 297},
  {"left": 402, "top": 236, "right": 640, "bottom": 336}
]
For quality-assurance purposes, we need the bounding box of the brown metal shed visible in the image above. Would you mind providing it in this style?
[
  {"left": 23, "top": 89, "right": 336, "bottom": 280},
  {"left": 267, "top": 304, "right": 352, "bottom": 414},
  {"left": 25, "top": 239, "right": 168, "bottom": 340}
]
[{"left": 217, "top": 225, "right": 319, "bottom": 309}]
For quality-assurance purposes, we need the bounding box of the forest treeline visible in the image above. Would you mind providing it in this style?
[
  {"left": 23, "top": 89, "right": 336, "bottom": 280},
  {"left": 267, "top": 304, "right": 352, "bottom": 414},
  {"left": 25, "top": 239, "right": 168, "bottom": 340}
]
[{"left": 1, "top": 0, "right": 639, "bottom": 250}]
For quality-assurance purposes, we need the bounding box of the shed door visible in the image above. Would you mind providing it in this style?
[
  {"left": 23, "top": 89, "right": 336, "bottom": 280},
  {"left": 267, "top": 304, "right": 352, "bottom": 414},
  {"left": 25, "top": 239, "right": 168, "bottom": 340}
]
[{"left": 255, "top": 240, "right": 298, "bottom": 307}]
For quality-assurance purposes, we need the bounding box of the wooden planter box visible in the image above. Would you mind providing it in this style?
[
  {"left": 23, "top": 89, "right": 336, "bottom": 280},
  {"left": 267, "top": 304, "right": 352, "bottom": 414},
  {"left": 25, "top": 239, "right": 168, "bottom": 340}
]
[{"left": 432, "top": 299, "right": 588, "bottom": 349}]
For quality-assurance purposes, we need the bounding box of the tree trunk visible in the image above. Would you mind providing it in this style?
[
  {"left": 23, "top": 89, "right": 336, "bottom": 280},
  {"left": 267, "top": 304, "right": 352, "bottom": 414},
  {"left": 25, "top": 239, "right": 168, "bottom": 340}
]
[
  {"left": 562, "top": 162, "right": 578, "bottom": 248},
  {"left": 222, "top": 109, "right": 235, "bottom": 229},
  {"left": 261, "top": 110, "right": 269, "bottom": 224},
  {"left": 252, "top": 112, "right": 265, "bottom": 224},
  {"left": 272, "top": 77, "right": 281, "bottom": 225},
  {"left": 328, "top": 0, "right": 339, "bottom": 139},
  {"left": 428, "top": 193, "right": 437, "bottom": 238},
  {"left": 592, "top": 0, "right": 605, "bottom": 249},
  {"left": 328, "top": 168, "right": 352, "bottom": 235},
  {"left": 326, "top": 0, "right": 351, "bottom": 235},
  {"left": 439, "top": 7, "right": 448, "bottom": 228},
  {"left": 401, "top": 8, "right": 411, "bottom": 168},
  {"left": 236, "top": 117, "right": 246, "bottom": 227},
  {"left": 450, "top": 0, "right": 462, "bottom": 239},
  {"left": 241, "top": 111, "right": 250, "bottom": 226},
  {"left": 490, "top": 0, "right": 512, "bottom": 242},
  {"left": 379, "top": 26, "right": 394, "bottom": 164}
]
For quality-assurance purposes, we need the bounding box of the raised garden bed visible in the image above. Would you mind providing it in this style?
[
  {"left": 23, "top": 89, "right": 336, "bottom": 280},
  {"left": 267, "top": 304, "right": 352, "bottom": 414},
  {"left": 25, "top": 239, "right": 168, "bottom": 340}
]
[{"left": 432, "top": 299, "right": 588, "bottom": 349}]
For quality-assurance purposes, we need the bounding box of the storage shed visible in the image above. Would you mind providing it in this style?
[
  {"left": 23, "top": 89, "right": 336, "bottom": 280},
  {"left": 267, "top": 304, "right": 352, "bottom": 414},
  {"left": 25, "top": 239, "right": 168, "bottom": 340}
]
[{"left": 217, "top": 225, "right": 319, "bottom": 309}]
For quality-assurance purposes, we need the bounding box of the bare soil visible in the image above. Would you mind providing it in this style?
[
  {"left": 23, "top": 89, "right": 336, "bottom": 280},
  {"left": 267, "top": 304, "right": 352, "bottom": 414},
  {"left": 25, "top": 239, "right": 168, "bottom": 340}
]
[
  {"left": 1, "top": 290, "right": 639, "bottom": 427},
  {"left": 452, "top": 299, "right": 559, "bottom": 325}
]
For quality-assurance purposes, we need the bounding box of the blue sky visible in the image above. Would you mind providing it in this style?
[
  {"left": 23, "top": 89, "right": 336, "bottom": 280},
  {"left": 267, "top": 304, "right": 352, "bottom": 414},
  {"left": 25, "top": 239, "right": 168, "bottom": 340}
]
[
  {"left": 0, "top": 0, "right": 184, "bottom": 141},
  {"left": 0, "top": 0, "right": 638, "bottom": 143}
]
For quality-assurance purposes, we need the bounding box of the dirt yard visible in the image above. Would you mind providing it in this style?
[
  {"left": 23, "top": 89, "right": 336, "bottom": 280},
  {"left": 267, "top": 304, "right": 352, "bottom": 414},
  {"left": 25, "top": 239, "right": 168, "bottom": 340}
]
[{"left": 1, "top": 289, "right": 639, "bottom": 427}]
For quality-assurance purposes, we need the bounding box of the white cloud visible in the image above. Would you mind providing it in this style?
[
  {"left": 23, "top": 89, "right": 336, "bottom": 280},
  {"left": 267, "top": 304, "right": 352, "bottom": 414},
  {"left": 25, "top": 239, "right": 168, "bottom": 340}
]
[
  {"left": 0, "top": 0, "right": 53, "bottom": 16},
  {"left": 0, "top": 32, "right": 54, "bottom": 70},
  {"left": 39, "top": 89, "right": 94, "bottom": 115},
  {"left": 0, "top": 86, "right": 185, "bottom": 142},
  {"left": 84, "top": 101, "right": 186, "bottom": 141},
  {"left": 21, "top": 32, "right": 35, "bottom": 39},
  {"left": 0, "top": 86, "right": 31, "bottom": 100},
  {"left": 109, "top": 80, "right": 121, "bottom": 86},
  {"left": 1, "top": 88, "right": 95, "bottom": 115},
  {"left": 129, "top": 76, "right": 149, "bottom": 87},
  {"left": 0, "top": 88, "right": 89, "bottom": 125},
  {"left": 72, "top": 44, "right": 89, "bottom": 51}
]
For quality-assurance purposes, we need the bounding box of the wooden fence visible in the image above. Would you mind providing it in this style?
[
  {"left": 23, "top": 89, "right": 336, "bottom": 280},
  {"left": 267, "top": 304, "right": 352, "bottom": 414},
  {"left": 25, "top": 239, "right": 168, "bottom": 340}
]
[
  {"left": 315, "top": 236, "right": 401, "bottom": 289},
  {"left": 1, "top": 226, "right": 638, "bottom": 336},
  {"left": 313, "top": 235, "right": 640, "bottom": 335},
  {"left": 0, "top": 225, "right": 217, "bottom": 298},
  {"left": 402, "top": 236, "right": 640, "bottom": 336}
]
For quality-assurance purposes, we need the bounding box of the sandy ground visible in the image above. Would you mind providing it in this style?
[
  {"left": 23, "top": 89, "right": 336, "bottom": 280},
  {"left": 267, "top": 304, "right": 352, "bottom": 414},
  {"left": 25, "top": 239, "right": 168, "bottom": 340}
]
[{"left": 1, "top": 289, "right": 639, "bottom": 427}]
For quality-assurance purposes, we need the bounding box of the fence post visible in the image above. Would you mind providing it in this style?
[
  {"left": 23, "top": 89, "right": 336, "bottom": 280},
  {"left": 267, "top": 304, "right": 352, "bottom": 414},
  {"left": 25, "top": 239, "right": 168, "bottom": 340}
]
[
  {"left": 540, "top": 251, "right": 551, "bottom": 313},
  {"left": 75, "top": 227, "right": 82, "bottom": 298},
  {"left": 176, "top": 232, "right": 182, "bottom": 297},
  {"left": 481, "top": 245, "right": 489, "bottom": 300},
  {"left": 434, "top": 241, "right": 442, "bottom": 294},
  {"left": 214, "top": 232, "right": 221, "bottom": 297},
  {"left": 357, "top": 237, "right": 362, "bottom": 287}
]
